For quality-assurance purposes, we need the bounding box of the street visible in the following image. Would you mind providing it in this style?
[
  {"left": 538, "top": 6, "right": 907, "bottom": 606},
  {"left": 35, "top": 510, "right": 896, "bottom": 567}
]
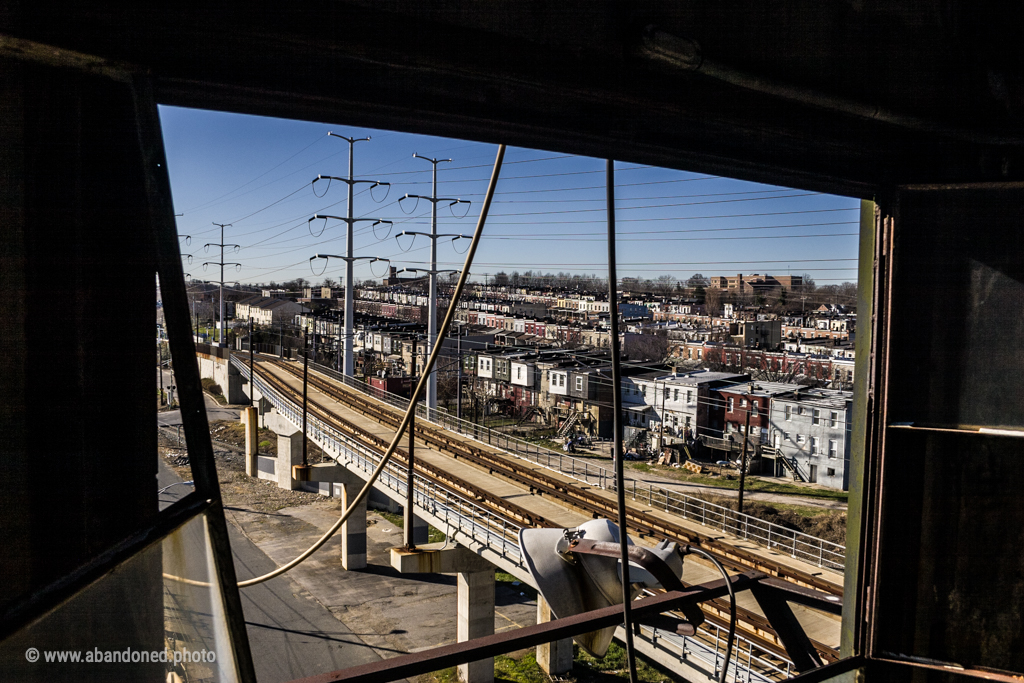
[{"left": 158, "top": 409, "right": 381, "bottom": 682}]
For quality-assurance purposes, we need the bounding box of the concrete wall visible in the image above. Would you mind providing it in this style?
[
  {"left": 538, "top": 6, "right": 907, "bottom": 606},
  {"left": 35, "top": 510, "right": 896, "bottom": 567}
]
[{"left": 197, "top": 354, "right": 246, "bottom": 404}]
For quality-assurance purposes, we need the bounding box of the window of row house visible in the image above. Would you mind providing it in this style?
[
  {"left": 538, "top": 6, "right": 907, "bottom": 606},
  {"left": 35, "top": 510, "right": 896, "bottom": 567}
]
[
  {"left": 752, "top": 403, "right": 759, "bottom": 417},
  {"left": 829, "top": 439, "right": 838, "bottom": 458},
  {"left": 728, "top": 397, "right": 735, "bottom": 411},
  {"left": 785, "top": 404, "right": 792, "bottom": 420},
  {"left": 830, "top": 410, "right": 838, "bottom": 427},
  {"left": 812, "top": 436, "right": 820, "bottom": 454},
  {"left": 813, "top": 408, "right": 821, "bottom": 425},
  {"left": 686, "top": 390, "right": 693, "bottom": 404},
  {"left": 673, "top": 389, "right": 679, "bottom": 401},
  {"left": 575, "top": 376, "right": 584, "bottom": 391}
]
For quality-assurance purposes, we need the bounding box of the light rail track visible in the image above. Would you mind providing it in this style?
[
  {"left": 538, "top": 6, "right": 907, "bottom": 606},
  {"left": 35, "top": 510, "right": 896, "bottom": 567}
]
[
  {"left": 263, "top": 356, "right": 842, "bottom": 596},
  {"left": 248, "top": 356, "right": 841, "bottom": 667}
]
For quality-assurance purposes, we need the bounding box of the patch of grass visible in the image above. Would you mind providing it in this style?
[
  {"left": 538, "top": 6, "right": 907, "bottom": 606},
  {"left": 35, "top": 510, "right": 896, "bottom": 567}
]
[
  {"left": 523, "top": 436, "right": 564, "bottom": 452},
  {"left": 494, "top": 651, "right": 548, "bottom": 683},
  {"left": 375, "top": 510, "right": 446, "bottom": 543},
  {"left": 417, "top": 643, "right": 680, "bottom": 683},
  {"left": 496, "top": 571, "right": 537, "bottom": 599},
  {"left": 417, "top": 667, "right": 457, "bottom": 683},
  {"left": 201, "top": 378, "right": 227, "bottom": 404},
  {"left": 687, "top": 490, "right": 848, "bottom": 544},
  {"left": 575, "top": 641, "right": 677, "bottom": 682},
  {"left": 639, "top": 463, "right": 848, "bottom": 503},
  {"left": 631, "top": 463, "right": 652, "bottom": 473}
]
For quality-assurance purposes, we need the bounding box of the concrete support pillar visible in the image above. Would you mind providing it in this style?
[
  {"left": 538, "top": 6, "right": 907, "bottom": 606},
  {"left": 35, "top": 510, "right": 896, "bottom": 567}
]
[
  {"left": 458, "top": 569, "right": 495, "bottom": 683},
  {"left": 536, "top": 594, "right": 573, "bottom": 675},
  {"left": 405, "top": 508, "right": 429, "bottom": 545},
  {"left": 276, "top": 430, "right": 303, "bottom": 491},
  {"left": 242, "top": 406, "right": 258, "bottom": 477},
  {"left": 264, "top": 411, "right": 304, "bottom": 490},
  {"left": 339, "top": 482, "right": 367, "bottom": 570},
  {"left": 257, "top": 397, "right": 272, "bottom": 428}
]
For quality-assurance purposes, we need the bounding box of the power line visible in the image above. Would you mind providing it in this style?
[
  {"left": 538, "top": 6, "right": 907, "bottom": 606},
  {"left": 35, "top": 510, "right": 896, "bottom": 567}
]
[{"left": 179, "top": 131, "right": 328, "bottom": 214}]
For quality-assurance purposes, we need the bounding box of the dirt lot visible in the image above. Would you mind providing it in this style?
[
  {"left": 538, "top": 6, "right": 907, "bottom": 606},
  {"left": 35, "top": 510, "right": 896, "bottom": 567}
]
[{"left": 158, "top": 420, "right": 325, "bottom": 513}]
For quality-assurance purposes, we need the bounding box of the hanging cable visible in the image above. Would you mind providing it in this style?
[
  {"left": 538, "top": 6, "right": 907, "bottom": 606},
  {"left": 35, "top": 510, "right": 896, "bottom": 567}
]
[
  {"left": 605, "top": 158, "right": 639, "bottom": 683},
  {"left": 684, "top": 545, "right": 737, "bottom": 683}
]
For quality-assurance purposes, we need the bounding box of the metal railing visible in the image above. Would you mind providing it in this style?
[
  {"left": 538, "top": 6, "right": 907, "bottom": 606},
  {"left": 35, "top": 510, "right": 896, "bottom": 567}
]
[
  {"left": 640, "top": 619, "right": 794, "bottom": 683},
  {"left": 234, "top": 356, "right": 521, "bottom": 561},
  {"left": 232, "top": 355, "right": 799, "bottom": 681},
  {"left": 305, "top": 359, "right": 846, "bottom": 571}
]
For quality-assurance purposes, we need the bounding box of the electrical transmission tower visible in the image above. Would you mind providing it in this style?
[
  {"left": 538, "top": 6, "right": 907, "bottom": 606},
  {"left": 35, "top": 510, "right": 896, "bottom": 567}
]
[
  {"left": 203, "top": 222, "right": 241, "bottom": 348},
  {"left": 396, "top": 154, "right": 471, "bottom": 410},
  {"left": 310, "top": 134, "right": 392, "bottom": 377}
]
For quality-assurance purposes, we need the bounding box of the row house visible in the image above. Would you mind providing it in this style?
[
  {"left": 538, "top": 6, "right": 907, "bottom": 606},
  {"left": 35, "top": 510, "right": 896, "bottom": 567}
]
[
  {"left": 242, "top": 297, "right": 307, "bottom": 326},
  {"left": 831, "top": 357, "right": 855, "bottom": 386},
  {"left": 782, "top": 324, "right": 853, "bottom": 342},
  {"left": 620, "top": 370, "right": 749, "bottom": 447},
  {"left": 767, "top": 388, "right": 853, "bottom": 490},
  {"left": 716, "top": 381, "right": 804, "bottom": 445},
  {"left": 703, "top": 345, "right": 836, "bottom": 382}
]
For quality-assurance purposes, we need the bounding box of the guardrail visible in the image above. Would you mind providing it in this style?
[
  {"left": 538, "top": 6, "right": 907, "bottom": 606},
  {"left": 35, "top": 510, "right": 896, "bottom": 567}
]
[
  {"left": 232, "top": 355, "right": 797, "bottom": 681},
  {"left": 234, "top": 357, "right": 521, "bottom": 561},
  {"left": 306, "top": 359, "right": 846, "bottom": 571}
]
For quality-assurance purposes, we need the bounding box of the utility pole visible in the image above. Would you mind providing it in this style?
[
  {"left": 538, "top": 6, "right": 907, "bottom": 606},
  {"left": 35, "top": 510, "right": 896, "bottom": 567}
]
[
  {"left": 737, "top": 403, "right": 753, "bottom": 514},
  {"left": 397, "top": 154, "right": 471, "bottom": 410},
  {"left": 158, "top": 341, "right": 164, "bottom": 406},
  {"left": 310, "top": 251, "right": 389, "bottom": 373},
  {"left": 404, "top": 404, "right": 416, "bottom": 550},
  {"left": 456, "top": 326, "right": 463, "bottom": 420},
  {"left": 248, "top": 317, "right": 254, "bottom": 407},
  {"left": 302, "top": 330, "right": 309, "bottom": 467},
  {"left": 204, "top": 222, "right": 240, "bottom": 348},
  {"left": 311, "top": 134, "right": 392, "bottom": 378}
]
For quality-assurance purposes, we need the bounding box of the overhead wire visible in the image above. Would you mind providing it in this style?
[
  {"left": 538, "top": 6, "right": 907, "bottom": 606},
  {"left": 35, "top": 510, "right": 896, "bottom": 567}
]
[{"left": 233, "top": 143, "right": 507, "bottom": 588}]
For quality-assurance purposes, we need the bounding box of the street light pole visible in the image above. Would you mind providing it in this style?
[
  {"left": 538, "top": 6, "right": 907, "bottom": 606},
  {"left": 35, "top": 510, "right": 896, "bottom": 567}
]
[{"left": 737, "top": 404, "right": 753, "bottom": 514}]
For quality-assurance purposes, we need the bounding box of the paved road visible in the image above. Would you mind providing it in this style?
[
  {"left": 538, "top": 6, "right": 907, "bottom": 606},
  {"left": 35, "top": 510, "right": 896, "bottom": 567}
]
[
  {"left": 157, "top": 367, "right": 246, "bottom": 426},
  {"left": 158, "top": 462, "right": 381, "bottom": 682}
]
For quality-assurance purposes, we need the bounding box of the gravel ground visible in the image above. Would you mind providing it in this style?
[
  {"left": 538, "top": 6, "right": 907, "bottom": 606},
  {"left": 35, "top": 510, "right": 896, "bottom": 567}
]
[{"left": 159, "top": 423, "right": 322, "bottom": 513}]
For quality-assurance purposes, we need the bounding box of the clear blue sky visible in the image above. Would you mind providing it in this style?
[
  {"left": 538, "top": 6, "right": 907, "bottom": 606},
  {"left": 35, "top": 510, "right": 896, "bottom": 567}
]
[{"left": 160, "top": 106, "right": 861, "bottom": 289}]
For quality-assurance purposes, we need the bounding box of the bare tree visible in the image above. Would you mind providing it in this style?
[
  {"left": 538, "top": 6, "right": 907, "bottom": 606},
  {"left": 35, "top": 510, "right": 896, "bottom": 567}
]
[
  {"left": 653, "top": 274, "right": 676, "bottom": 295},
  {"left": 704, "top": 287, "right": 724, "bottom": 315},
  {"left": 686, "top": 273, "right": 710, "bottom": 288},
  {"left": 624, "top": 331, "right": 668, "bottom": 362}
]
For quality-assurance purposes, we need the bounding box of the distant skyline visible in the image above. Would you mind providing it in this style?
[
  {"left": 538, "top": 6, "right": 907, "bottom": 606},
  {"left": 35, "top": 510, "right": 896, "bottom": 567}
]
[{"left": 160, "top": 106, "right": 861, "bottom": 289}]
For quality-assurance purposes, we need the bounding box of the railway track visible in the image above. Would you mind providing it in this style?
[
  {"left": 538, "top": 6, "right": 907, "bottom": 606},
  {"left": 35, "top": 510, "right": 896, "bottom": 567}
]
[
  {"left": 250, "top": 356, "right": 841, "bottom": 667},
  {"left": 263, "top": 357, "right": 842, "bottom": 596}
]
